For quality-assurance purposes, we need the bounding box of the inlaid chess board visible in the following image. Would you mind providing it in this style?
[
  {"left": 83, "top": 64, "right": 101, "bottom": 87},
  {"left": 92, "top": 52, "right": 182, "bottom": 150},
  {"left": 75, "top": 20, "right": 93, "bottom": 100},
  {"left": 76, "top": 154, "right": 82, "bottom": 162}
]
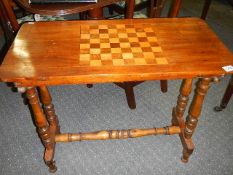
[{"left": 79, "top": 24, "right": 168, "bottom": 66}]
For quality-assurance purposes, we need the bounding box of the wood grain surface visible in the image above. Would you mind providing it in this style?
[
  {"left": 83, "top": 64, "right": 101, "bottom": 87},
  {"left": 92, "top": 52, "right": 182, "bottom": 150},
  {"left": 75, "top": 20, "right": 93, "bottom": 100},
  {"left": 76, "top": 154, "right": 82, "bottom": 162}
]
[{"left": 0, "top": 18, "right": 232, "bottom": 86}]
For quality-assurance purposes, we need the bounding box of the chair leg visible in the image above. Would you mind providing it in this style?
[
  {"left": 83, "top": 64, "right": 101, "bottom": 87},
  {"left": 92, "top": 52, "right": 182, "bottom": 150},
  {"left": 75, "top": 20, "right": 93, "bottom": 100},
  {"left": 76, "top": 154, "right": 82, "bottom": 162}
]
[
  {"left": 214, "top": 75, "right": 233, "bottom": 111},
  {"left": 87, "top": 84, "right": 93, "bottom": 88},
  {"left": 160, "top": 80, "right": 168, "bottom": 93},
  {"left": 201, "top": 0, "right": 212, "bottom": 20},
  {"left": 124, "top": 82, "right": 136, "bottom": 109}
]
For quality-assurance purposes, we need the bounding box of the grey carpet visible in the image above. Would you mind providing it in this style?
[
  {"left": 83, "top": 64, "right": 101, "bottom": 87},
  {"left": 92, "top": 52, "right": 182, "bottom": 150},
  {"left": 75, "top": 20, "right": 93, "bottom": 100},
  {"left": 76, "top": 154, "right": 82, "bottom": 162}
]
[{"left": 0, "top": 0, "right": 233, "bottom": 174}]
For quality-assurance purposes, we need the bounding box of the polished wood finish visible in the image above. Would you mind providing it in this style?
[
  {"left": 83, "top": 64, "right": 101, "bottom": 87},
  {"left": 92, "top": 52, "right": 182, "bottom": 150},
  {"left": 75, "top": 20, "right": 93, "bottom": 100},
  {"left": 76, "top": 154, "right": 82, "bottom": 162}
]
[
  {"left": 1, "top": 18, "right": 232, "bottom": 86},
  {"left": 55, "top": 126, "right": 181, "bottom": 142},
  {"left": 214, "top": 75, "right": 233, "bottom": 111},
  {"left": 0, "top": 18, "right": 233, "bottom": 172}
]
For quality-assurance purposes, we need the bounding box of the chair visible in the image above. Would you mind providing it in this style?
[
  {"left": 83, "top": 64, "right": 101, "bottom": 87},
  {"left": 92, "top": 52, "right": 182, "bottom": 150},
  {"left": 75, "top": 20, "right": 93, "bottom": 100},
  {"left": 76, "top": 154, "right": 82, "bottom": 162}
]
[
  {"left": 214, "top": 75, "right": 233, "bottom": 111},
  {"left": 110, "top": 0, "right": 182, "bottom": 109}
]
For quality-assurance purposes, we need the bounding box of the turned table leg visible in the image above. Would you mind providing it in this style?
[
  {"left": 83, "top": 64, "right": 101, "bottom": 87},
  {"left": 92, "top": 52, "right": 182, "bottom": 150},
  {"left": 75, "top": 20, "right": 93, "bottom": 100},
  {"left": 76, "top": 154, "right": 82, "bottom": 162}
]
[
  {"left": 38, "top": 86, "right": 60, "bottom": 134},
  {"left": 182, "top": 77, "right": 212, "bottom": 162},
  {"left": 26, "top": 87, "right": 57, "bottom": 173}
]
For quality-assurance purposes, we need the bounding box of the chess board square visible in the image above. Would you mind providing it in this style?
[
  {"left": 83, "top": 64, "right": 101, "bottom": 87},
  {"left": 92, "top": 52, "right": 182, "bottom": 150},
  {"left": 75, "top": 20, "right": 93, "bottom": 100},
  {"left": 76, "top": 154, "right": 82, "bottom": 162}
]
[
  {"left": 90, "top": 48, "right": 101, "bottom": 54},
  {"left": 135, "top": 28, "right": 144, "bottom": 32},
  {"left": 145, "top": 58, "right": 156, "bottom": 64},
  {"left": 122, "top": 53, "right": 133, "bottom": 59},
  {"left": 109, "top": 38, "right": 120, "bottom": 43},
  {"left": 130, "top": 42, "right": 140, "bottom": 47},
  {"left": 101, "top": 53, "right": 112, "bottom": 60},
  {"left": 126, "top": 28, "right": 136, "bottom": 33},
  {"left": 90, "top": 25, "right": 99, "bottom": 29},
  {"left": 143, "top": 52, "right": 154, "bottom": 59},
  {"left": 108, "top": 25, "right": 117, "bottom": 29},
  {"left": 150, "top": 42, "right": 159, "bottom": 47},
  {"left": 128, "top": 37, "right": 139, "bottom": 42},
  {"left": 90, "top": 60, "right": 102, "bottom": 66},
  {"left": 133, "top": 52, "right": 144, "bottom": 58},
  {"left": 80, "top": 49, "right": 90, "bottom": 54},
  {"left": 139, "top": 42, "right": 151, "bottom": 47},
  {"left": 156, "top": 57, "right": 168, "bottom": 64},
  {"left": 80, "top": 54, "right": 90, "bottom": 61},
  {"left": 99, "top": 34, "right": 109, "bottom": 39},
  {"left": 102, "top": 60, "right": 113, "bottom": 65},
  {"left": 90, "top": 34, "right": 99, "bottom": 39},
  {"left": 90, "top": 54, "right": 101, "bottom": 60},
  {"left": 112, "top": 53, "right": 122, "bottom": 59},
  {"left": 113, "top": 59, "right": 124, "bottom": 66},
  {"left": 138, "top": 37, "right": 148, "bottom": 42},
  {"left": 118, "top": 33, "right": 128, "bottom": 38},
  {"left": 90, "top": 43, "right": 100, "bottom": 48},
  {"left": 111, "top": 48, "right": 121, "bottom": 53},
  {"left": 110, "top": 43, "right": 120, "bottom": 48},
  {"left": 80, "top": 44, "right": 90, "bottom": 49},
  {"left": 100, "top": 43, "right": 110, "bottom": 48},
  {"left": 142, "top": 47, "right": 152, "bottom": 52},
  {"left": 99, "top": 25, "right": 108, "bottom": 29},
  {"left": 119, "top": 38, "right": 129, "bottom": 43},
  {"left": 116, "top": 24, "right": 125, "bottom": 29},
  {"left": 89, "top": 29, "right": 99, "bottom": 34},
  {"left": 121, "top": 48, "right": 132, "bottom": 53},
  {"left": 128, "top": 33, "right": 137, "bottom": 37},
  {"left": 81, "top": 34, "right": 90, "bottom": 39},
  {"left": 100, "top": 38, "right": 109, "bottom": 43},
  {"left": 101, "top": 48, "right": 111, "bottom": 53},
  {"left": 109, "top": 33, "right": 118, "bottom": 38},
  {"left": 152, "top": 47, "right": 162, "bottom": 52},
  {"left": 131, "top": 47, "right": 142, "bottom": 53},
  {"left": 99, "top": 29, "right": 108, "bottom": 33},
  {"left": 120, "top": 43, "right": 130, "bottom": 48},
  {"left": 124, "top": 59, "right": 135, "bottom": 65},
  {"left": 135, "top": 58, "right": 147, "bottom": 65},
  {"left": 108, "top": 29, "right": 118, "bottom": 34},
  {"left": 136, "top": 32, "right": 147, "bottom": 37},
  {"left": 90, "top": 38, "right": 100, "bottom": 43},
  {"left": 147, "top": 37, "right": 157, "bottom": 42}
]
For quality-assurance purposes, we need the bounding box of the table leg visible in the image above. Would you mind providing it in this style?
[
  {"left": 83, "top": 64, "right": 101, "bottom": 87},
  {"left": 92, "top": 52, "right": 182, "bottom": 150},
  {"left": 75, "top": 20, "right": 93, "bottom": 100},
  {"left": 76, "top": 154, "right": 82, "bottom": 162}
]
[
  {"left": 26, "top": 87, "right": 57, "bottom": 173},
  {"left": 38, "top": 86, "right": 60, "bottom": 134},
  {"left": 182, "top": 77, "right": 212, "bottom": 162},
  {"left": 87, "top": 8, "right": 103, "bottom": 19}
]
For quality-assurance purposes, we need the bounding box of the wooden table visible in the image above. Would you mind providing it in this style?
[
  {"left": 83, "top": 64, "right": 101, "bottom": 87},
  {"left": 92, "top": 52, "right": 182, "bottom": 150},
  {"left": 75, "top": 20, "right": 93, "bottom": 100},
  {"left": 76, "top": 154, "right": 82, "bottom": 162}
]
[{"left": 0, "top": 18, "right": 232, "bottom": 173}]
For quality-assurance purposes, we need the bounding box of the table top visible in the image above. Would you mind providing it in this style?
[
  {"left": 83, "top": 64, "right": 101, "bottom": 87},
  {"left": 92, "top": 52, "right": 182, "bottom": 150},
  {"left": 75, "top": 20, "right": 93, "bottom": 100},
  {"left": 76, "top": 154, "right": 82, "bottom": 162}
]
[
  {"left": 15, "top": 0, "right": 121, "bottom": 16},
  {"left": 0, "top": 18, "right": 233, "bottom": 87}
]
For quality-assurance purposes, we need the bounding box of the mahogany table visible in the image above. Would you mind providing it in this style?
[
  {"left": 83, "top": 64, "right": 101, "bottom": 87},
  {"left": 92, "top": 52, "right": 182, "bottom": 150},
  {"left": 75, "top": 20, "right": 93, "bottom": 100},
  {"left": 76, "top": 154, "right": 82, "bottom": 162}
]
[{"left": 0, "top": 18, "right": 232, "bottom": 173}]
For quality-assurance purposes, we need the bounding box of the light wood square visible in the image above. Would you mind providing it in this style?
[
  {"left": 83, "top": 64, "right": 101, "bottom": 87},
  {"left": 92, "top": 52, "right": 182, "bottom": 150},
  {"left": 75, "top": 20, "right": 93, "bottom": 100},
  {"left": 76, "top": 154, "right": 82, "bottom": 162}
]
[
  {"left": 128, "top": 37, "right": 139, "bottom": 42},
  {"left": 80, "top": 54, "right": 90, "bottom": 61},
  {"left": 99, "top": 25, "right": 108, "bottom": 29},
  {"left": 90, "top": 38, "right": 100, "bottom": 43},
  {"left": 131, "top": 47, "right": 142, "bottom": 53},
  {"left": 113, "top": 59, "right": 124, "bottom": 66},
  {"left": 135, "top": 58, "right": 147, "bottom": 65},
  {"left": 99, "top": 34, "right": 109, "bottom": 39},
  {"left": 152, "top": 47, "right": 162, "bottom": 52},
  {"left": 118, "top": 33, "right": 128, "bottom": 38},
  {"left": 126, "top": 28, "right": 136, "bottom": 33},
  {"left": 101, "top": 54, "right": 112, "bottom": 60},
  {"left": 90, "top": 48, "right": 101, "bottom": 54},
  {"left": 81, "top": 34, "right": 90, "bottom": 39},
  {"left": 89, "top": 29, "right": 99, "bottom": 34},
  {"left": 120, "top": 43, "right": 130, "bottom": 48},
  {"left": 100, "top": 43, "right": 111, "bottom": 48},
  {"left": 90, "top": 60, "right": 102, "bottom": 66},
  {"left": 116, "top": 24, "right": 125, "bottom": 29},
  {"left": 80, "top": 44, "right": 90, "bottom": 49},
  {"left": 122, "top": 53, "right": 133, "bottom": 59},
  {"left": 143, "top": 52, "right": 154, "bottom": 59},
  {"left": 140, "top": 42, "right": 150, "bottom": 47},
  {"left": 111, "top": 48, "right": 121, "bottom": 53},
  {"left": 147, "top": 37, "right": 158, "bottom": 42},
  {"left": 137, "top": 32, "right": 147, "bottom": 37},
  {"left": 108, "top": 29, "right": 118, "bottom": 34},
  {"left": 156, "top": 57, "right": 168, "bottom": 64},
  {"left": 109, "top": 38, "right": 120, "bottom": 43}
]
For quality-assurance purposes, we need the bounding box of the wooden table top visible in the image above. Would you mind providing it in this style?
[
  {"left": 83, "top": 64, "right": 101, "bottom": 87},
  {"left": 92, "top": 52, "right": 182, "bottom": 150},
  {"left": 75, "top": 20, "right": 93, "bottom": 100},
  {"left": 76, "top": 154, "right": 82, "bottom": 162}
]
[{"left": 0, "top": 18, "right": 233, "bottom": 87}]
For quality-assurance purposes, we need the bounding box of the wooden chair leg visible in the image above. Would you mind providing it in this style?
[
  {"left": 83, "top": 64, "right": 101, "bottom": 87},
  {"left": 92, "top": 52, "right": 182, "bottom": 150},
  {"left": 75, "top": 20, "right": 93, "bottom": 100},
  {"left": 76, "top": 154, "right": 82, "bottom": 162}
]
[
  {"left": 87, "top": 84, "right": 93, "bottom": 88},
  {"left": 124, "top": 82, "right": 136, "bottom": 109},
  {"left": 201, "top": 0, "right": 212, "bottom": 20},
  {"left": 160, "top": 80, "right": 168, "bottom": 93},
  {"left": 214, "top": 75, "right": 233, "bottom": 111}
]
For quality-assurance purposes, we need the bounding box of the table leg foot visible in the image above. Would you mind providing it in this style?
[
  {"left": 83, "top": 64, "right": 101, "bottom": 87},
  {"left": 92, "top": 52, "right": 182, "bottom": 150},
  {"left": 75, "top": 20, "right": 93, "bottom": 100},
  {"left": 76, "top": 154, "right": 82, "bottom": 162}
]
[
  {"left": 214, "top": 105, "right": 225, "bottom": 112},
  {"left": 181, "top": 148, "right": 194, "bottom": 163},
  {"left": 46, "top": 160, "right": 57, "bottom": 173}
]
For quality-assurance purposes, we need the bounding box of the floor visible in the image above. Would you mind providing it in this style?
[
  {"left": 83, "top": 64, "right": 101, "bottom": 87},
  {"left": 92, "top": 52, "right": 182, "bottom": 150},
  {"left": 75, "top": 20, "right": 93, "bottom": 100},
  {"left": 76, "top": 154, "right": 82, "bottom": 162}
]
[{"left": 0, "top": 0, "right": 233, "bottom": 175}]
